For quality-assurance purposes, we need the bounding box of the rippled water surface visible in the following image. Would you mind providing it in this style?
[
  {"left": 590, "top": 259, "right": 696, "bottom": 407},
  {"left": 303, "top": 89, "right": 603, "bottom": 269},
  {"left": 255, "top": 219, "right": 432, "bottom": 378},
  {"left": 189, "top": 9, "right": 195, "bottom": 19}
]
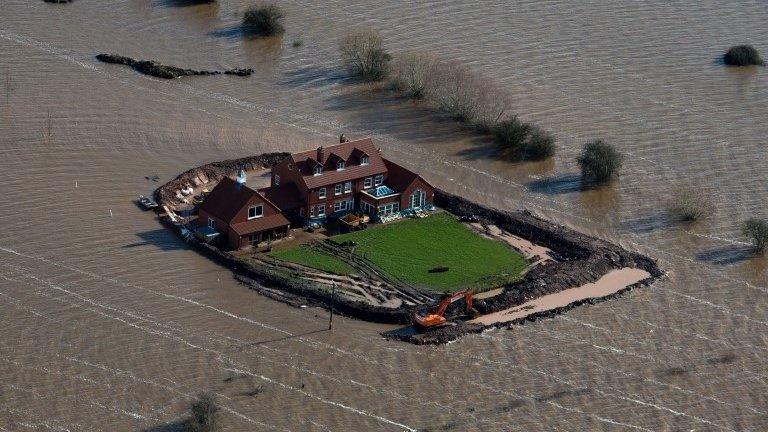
[{"left": 1, "top": 1, "right": 768, "bottom": 430}]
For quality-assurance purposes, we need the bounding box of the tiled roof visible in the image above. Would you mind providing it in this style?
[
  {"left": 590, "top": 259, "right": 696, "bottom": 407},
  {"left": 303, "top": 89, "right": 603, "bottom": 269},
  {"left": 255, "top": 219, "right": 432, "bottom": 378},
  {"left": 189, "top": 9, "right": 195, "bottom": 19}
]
[
  {"left": 259, "top": 183, "right": 303, "bottom": 211},
  {"left": 231, "top": 214, "right": 290, "bottom": 236},
  {"left": 199, "top": 177, "right": 260, "bottom": 223},
  {"left": 382, "top": 158, "right": 433, "bottom": 193},
  {"left": 290, "top": 138, "right": 386, "bottom": 189}
]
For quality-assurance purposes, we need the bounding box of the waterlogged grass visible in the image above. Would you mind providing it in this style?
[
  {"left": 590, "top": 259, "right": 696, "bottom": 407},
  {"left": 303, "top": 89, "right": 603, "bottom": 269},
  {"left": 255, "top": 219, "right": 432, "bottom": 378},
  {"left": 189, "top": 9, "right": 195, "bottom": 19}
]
[
  {"left": 332, "top": 212, "right": 527, "bottom": 291},
  {"left": 270, "top": 245, "right": 354, "bottom": 275}
]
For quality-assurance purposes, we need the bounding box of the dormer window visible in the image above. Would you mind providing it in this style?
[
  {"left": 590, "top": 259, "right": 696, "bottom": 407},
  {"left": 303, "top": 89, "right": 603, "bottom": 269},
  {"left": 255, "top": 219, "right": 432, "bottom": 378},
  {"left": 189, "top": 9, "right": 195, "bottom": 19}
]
[
  {"left": 248, "top": 204, "right": 263, "bottom": 220},
  {"left": 314, "top": 166, "right": 322, "bottom": 176},
  {"left": 336, "top": 161, "right": 345, "bottom": 171},
  {"left": 360, "top": 155, "right": 369, "bottom": 165}
]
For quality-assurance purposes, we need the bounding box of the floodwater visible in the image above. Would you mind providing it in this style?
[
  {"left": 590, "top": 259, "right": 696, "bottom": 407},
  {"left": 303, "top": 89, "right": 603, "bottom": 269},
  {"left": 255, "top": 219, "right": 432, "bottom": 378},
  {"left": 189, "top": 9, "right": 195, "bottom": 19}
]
[{"left": 1, "top": 0, "right": 767, "bottom": 430}]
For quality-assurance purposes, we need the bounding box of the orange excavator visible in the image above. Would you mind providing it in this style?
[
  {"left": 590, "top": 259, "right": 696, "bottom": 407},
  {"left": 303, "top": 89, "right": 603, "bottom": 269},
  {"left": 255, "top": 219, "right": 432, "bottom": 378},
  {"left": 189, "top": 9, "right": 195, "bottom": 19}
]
[{"left": 413, "top": 290, "right": 476, "bottom": 330}]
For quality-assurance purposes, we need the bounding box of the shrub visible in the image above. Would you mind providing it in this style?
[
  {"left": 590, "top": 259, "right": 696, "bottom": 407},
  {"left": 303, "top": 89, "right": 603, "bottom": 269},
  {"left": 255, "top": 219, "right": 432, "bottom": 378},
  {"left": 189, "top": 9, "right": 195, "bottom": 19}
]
[
  {"left": 577, "top": 139, "right": 623, "bottom": 185},
  {"left": 388, "top": 52, "right": 437, "bottom": 99},
  {"left": 491, "top": 118, "right": 555, "bottom": 161},
  {"left": 243, "top": 4, "right": 285, "bottom": 37},
  {"left": 669, "top": 187, "right": 712, "bottom": 221},
  {"left": 742, "top": 219, "right": 768, "bottom": 253},
  {"left": 340, "top": 28, "right": 391, "bottom": 81},
  {"left": 186, "top": 392, "right": 219, "bottom": 432},
  {"left": 723, "top": 45, "right": 764, "bottom": 66}
]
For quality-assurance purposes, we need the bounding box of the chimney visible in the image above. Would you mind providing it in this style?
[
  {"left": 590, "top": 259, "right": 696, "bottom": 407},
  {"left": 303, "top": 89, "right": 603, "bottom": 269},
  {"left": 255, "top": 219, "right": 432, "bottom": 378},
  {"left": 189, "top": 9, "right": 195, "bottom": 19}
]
[
  {"left": 339, "top": 134, "right": 346, "bottom": 143},
  {"left": 317, "top": 146, "right": 324, "bottom": 163},
  {"left": 236, "top": 168, "right": 247, "bottom": 185}
]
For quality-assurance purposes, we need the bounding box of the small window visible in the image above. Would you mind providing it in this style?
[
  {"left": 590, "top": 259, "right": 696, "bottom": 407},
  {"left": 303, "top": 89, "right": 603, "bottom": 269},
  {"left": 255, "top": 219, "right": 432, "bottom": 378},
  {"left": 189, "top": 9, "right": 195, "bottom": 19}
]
[
  {"left": 374, "top": 174, "right": 384, "bottom": 186},
  {"left": 314, "top": 166, "right": 322, "bottom": 176},
  {"left": 318, "top": 187, "right": 326, "bottom": 199},
  {"left": 274, "top": 174, "right": 280, "bottom": 186},
  {"left": 250, "top": 234, "right": 260, "bottom": 246},
  {"left": 288, "top": 163, "right": 294, "bottom": 170},
  {"left": 317, "top": 205, "right": 325, "bottom": 217},
  {"left": 334, "top": 184, "right": 342, "bottom": 195},
  {"left": 344, "top": 181, "right": 352, "bottom": 193},
  {"left": 337, "top": 161, "right": 345, "bottom": 170},
  {"left": 248, "top": 204, "right": 263, "bottom": 220},
  {"left": 207, "top": 218, "right": 216, "bottom": 229},
  {"left": 310, "top": 206, "right": 315, "bottom": 218},
  {"left": 360, "top": 155, "right": 369, "bottom": 165},
  {"left": 364, "top": 177, "right": 373, "bottom": 188}
]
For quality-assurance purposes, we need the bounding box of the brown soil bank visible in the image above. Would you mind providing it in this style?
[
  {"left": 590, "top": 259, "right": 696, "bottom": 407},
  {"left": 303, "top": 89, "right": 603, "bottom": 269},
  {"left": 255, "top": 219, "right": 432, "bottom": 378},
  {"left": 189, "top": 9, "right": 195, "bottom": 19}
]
[
  {"left": 96, "top": 54, "right": 253, "bottom": 79},
  {"left": 153, "top": 154, "right": 663, "bottom": 343}
]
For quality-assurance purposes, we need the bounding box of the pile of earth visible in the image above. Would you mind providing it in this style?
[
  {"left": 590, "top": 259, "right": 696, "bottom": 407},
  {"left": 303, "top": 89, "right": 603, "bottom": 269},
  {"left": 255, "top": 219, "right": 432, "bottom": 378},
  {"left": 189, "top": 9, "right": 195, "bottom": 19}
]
[{"left": 96, "top": 54, "right": 253, "bottom": 79}]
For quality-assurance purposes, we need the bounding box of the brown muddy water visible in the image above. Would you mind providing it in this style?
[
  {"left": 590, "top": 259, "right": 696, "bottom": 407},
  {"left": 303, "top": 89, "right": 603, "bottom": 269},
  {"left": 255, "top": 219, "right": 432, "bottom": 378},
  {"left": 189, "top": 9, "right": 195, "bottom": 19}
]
[{"left": 1, "top": 1, "right": 767, "bottom": 430}]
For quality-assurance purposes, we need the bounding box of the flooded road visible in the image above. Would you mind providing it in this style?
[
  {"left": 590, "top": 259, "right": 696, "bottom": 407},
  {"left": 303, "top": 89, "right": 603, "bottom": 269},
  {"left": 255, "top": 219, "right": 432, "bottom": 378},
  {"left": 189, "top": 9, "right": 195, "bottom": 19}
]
[{"left": 1, "top": 0, "right": 767, "bottom": 430}]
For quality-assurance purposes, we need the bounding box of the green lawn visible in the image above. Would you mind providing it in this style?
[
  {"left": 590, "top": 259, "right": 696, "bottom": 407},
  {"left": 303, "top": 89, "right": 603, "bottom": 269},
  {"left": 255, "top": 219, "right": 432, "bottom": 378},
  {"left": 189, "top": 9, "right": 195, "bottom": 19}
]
[
  {"left": 330, "top": 212, "right": 527, "bottom": 291},
  {"left": 269, "top": 245, "right": 354, "bottom": 275}
]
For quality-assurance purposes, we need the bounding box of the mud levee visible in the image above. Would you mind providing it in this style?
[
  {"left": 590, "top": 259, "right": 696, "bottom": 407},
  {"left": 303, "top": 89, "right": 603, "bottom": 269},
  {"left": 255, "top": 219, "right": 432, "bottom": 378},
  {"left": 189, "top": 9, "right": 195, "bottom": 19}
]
[
  {"left": 153, "top": 155, "right": 662, "bottom": 342},
  {"left": 153, "top": 153, "right": 415, "bottom": 325},
  {"left": 384, "top": 191, "right": 664, "bottom": 344}
]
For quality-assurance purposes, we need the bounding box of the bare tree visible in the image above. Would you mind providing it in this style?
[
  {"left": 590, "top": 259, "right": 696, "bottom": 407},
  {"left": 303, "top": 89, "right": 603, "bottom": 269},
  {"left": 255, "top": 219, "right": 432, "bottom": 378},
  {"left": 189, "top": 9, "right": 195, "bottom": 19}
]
[
  {"left": 669, "top": 186, "right": 713, "bottom": 222},
  {"left": 340, "top": 28, "right": 391, "bottom": 81},
  {"left": 388, "top": 52, "right": 437, "bottom": 99}
]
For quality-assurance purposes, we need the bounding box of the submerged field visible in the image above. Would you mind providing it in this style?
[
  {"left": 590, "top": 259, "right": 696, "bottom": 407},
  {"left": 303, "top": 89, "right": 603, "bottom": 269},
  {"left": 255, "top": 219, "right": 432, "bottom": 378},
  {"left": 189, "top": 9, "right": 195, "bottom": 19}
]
[{"left": 271, "top": 213, "right": 529, "bottom": 291}]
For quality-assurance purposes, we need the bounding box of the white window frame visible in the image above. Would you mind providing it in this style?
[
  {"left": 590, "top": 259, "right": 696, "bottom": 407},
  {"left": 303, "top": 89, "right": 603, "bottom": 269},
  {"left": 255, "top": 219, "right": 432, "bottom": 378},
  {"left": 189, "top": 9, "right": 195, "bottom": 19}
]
[
  {"left": 207, "top": 217, "right": 216, "bottom": 229},
  {"left": 364, "top": 177, "right": 373, "bottom": 188},
  {"left": 334, "top": 184, "right": 342, "bottom": 195},
  {"left": 317, "top": 205, "right": 325, "bottom": 217},
  {"left": 337, "top": 161, "right": 345, "bottom": 170},
  {"left": 318, "top": 187, "right": 326, "bottom": 199},
  {"left": 409, "top": 189, "right": 425, "bottom": 209},
  {"left": 377, "top": 202, "right": 400, "bottom": 216},
  {"left": 274, "top": 174, "right": 280, "bottom": 185},
  {"left": 360, "top": 155, "right": 369, "bottom": 165},
  {"left": 374, "top": 174, "right": 384, "bottom": 186},
  {"left": 313, "top": 166, "right": 322, "bottom": 176},
  {"left": 310, "top": 206, "right": 315, "bottom": 218},
  {"left": 248, "top": 204, "right": 264, "bottom": 220},
  {"left": 344, "top": 181, "right": 352, "bottom": 193}
]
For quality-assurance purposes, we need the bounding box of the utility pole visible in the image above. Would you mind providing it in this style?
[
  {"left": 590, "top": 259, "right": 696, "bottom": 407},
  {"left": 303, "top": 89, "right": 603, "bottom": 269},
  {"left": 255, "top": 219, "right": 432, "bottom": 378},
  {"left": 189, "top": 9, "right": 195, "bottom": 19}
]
[{"left": 328, "top": 283, "right": 336, "bottom": 330}]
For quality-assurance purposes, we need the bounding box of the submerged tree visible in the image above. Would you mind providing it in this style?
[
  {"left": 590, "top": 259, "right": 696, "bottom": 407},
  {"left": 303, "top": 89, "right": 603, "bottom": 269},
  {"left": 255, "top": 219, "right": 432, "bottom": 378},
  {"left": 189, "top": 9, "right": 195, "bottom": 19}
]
[
  {"left": 742, "top": 219, "right": 768, "bottom": 253},
  {"left": 388, "top": 52, "right": 437, "bottom": 99},
  {"left": 340, "top": 28, "right": 391, "bottom": 81},
  {"left": 723, "top": 45, "right": 764, "bottom": 66},
  {"left": 243, "top": 3, "right": 285, "bottom": 37},
  {"left": 491, "top": 118, "right": 555, "bottom": 161},
  {"left": 577, "top": 139, "right": 623, "bottom": 185},
  {"left": 669, "top": 187, "right": 713, "bottom": 222},
  {"left": 186, "top": 392, "right": 219, "bottom": 432}
]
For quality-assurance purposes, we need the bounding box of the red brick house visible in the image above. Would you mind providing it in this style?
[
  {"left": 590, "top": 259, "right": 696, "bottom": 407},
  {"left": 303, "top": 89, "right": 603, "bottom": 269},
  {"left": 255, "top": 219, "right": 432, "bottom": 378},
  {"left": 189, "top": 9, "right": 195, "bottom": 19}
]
[
  {"left": 197, "top": 138, "right": 434, "bottom": 250},
  {"left": 197, "top": 176, "right": 290, "bottom": 250},
  {"left": 264, "top": 137, "right": 434, "bottom": 222}
]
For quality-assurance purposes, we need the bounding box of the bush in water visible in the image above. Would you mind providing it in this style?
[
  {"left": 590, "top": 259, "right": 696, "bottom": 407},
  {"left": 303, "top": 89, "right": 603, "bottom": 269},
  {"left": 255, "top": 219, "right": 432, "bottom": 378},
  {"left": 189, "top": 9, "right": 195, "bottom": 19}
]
[
  {"left": 340, "top": 28, "right": 391, "bottom": 81},
  {"left": 577, "top": 139, "right": 623, "bottom": 185},
  {"left": 243, "top": 3, "right": 285, "bottom": 37},
  {"left": 743, "top": 218, "right": 768, "bottom": 253},
  {"left": 723, "top": 45, "right": 764, "bottom": 66}
]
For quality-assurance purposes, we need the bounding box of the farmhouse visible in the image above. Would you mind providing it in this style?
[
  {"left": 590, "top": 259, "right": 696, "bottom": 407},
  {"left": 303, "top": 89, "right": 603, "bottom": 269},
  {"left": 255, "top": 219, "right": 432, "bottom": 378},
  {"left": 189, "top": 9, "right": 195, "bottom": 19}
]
[{"left": 197, "top": 138, "right": 435, "bottom": 249}]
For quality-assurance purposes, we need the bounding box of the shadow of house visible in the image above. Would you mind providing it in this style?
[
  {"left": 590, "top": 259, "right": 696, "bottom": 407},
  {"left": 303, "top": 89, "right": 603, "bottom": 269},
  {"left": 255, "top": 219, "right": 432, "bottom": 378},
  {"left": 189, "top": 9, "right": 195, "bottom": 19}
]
[
  {"left": 695, "top": 244, "right": 755, "bottom": 265},
  {"left": 527, "top": 173, "right": 583, "bottom": 195}
]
